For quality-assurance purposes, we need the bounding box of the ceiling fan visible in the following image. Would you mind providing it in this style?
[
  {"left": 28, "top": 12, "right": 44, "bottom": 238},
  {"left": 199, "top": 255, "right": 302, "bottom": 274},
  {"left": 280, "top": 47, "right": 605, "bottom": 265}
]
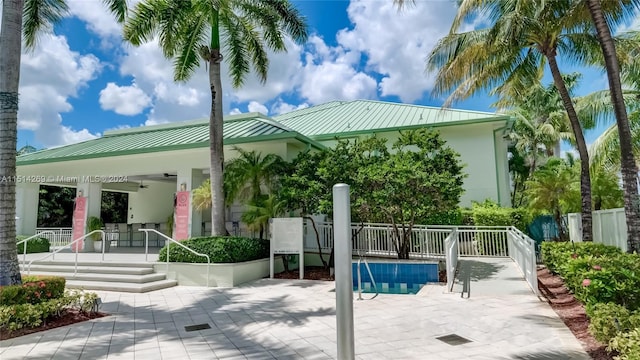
[
  {"left": 139, "top": 181, "right": 149, "bottom": 189},
  {"left": 163, "top": 173, "right": 177, "bottom": 178}
]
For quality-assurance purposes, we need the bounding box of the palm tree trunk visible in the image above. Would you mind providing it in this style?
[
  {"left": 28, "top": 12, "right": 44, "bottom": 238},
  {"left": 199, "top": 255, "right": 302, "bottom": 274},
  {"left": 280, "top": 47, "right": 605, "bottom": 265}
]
[
  {"left": 586, "top": 0, "right": 640, "bottom": 253},
  {"left": 208, "top": 52, "right": 227, "bottom": 236},
  {"left": 545, "top": 54, "right": 593, "bottom": 242},
  {"left": 0, "top": 0, "right": 24, "bottom": 286}
]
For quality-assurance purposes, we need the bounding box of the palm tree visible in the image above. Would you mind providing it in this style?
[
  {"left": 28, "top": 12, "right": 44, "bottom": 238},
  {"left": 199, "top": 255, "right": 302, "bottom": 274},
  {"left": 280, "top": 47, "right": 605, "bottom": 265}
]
[
  {"left": 589, "top": 112, "right": 640, "bottom": 172},
  {"left": 582, "top": 0, "right": 640, "bottom": 252},
  {"left": 0, "top": 0, "right": 73, "bottom": 286},
  {"left": 121, "top": 0, "right": 307, "bottom": 236},
  {"left": 526, "top": 158, "right": 580, "bottom": 240},
  {"left": 241, "top": 194, "right": 285, "bottom": 240},
  {"left": 500, "top": 75, "right": 577, "bottom": 175},
  {"left": 225, "top": 147, "right": 286, "bottom": 205},
  {"left": 416, "top": 1, "right": 599, "bottom": 240}
]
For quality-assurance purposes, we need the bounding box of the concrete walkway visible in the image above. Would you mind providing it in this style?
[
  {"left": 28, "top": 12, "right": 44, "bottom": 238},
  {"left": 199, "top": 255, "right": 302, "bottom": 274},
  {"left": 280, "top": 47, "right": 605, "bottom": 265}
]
[
  {"left": 452, "top": 257, "right": 536, "bottom": 297},
  {"left": 1, "top": 278, "right": 590, "bottom": 360}
]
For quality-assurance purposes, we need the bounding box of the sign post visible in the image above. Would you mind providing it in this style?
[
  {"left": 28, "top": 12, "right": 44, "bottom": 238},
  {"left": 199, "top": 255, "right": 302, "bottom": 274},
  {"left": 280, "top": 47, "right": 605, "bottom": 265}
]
[
  {"left": 71, "top": 196, "right": 87, "bottom": 252},
  {"left": 270, "top": 217, "right": 304, "bottom": 280},
  {"left": 174, "top": 191, "right": 190, "bottom": 240}
]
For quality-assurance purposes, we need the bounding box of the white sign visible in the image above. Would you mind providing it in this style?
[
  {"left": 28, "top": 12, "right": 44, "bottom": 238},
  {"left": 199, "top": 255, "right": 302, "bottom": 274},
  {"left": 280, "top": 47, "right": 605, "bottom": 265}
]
[{"left": 270, "top": 217, "right": 304, "bottom": 280}]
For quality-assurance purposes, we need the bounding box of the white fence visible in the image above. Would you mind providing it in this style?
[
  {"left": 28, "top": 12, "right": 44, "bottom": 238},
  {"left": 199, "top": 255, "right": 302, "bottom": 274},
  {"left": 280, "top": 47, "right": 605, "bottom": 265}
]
[
  {"left": 568, "top": 208, "right": 628, "bottom": 252},
  {"left": 305, "top": 221, "right": 510, "bottom": 258},
  {"left": 35, "top": 227, "right": 72, "bottom": 248},
  {"left": 445, "top": 229, "right": 459, "bottom": 291},
  {"left": 507, "top": 227, "right": 538, "bottom": 295}
]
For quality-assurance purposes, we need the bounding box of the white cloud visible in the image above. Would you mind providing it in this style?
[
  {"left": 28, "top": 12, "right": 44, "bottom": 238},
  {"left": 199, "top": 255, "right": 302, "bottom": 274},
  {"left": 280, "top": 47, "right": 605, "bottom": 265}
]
[
  {"left": 99, "top": 82, "right": 151, "bottom": 115},
  {"left": 229, "top": 108, "right": 242, "bottom": 115},
  {"left": 18, "top": 34, "right": 102, "bottom": 147},
  {"left": 336, "top": 0, "right": 458, "bottom": 102},
  {"left": 271, "top": 100, "right": 309, "bottom": 115},
  {"left": 247, "top": 101, "right": 268, "bottom": 114}
]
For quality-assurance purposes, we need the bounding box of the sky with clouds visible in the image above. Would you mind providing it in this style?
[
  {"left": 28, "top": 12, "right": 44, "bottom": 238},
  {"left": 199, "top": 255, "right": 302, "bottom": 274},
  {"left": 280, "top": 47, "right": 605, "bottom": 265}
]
[{"left": 9, "top": 0, "right": 622, "bottom": 149}]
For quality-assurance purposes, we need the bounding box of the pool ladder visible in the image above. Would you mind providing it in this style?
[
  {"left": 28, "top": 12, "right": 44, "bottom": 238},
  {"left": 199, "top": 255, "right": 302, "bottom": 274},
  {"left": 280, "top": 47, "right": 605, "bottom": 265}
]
[{"left": 356, "top": 256, "right": 379, "bottom": 300}]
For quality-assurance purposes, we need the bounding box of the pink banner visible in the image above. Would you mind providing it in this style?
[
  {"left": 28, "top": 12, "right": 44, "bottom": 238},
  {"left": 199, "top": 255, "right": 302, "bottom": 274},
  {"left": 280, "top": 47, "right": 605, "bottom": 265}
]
[
  {"left": 174, "top": 191, "right": 190, "bottom": 241},
  {"left": 71, "top": 196, "right": 87, "bottom": 252}
]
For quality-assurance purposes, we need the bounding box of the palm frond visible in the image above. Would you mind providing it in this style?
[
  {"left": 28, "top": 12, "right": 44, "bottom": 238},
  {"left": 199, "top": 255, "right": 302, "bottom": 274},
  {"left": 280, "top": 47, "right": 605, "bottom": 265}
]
[
  {"left": 103, "top": 0, "right": 128, "bottom": 23},
  {"left": 23, "top": 0, "right": 69, "bottom": 49}
]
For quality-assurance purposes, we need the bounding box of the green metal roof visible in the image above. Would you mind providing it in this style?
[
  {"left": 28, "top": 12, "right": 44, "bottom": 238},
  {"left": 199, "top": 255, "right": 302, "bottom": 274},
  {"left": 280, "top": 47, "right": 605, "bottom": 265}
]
[
  {"left": 274, "top": 99, "right": 510, "bottom": 139},
  {"left": 17, "top": 113, "right": 323, "bottom": 165}
]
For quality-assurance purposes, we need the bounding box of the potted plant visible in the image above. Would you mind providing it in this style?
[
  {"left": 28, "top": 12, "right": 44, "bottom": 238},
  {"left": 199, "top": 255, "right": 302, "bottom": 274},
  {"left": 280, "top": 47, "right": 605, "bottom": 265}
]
[{"left": 87, "top": 216, "right": 107, "bottom": 253}]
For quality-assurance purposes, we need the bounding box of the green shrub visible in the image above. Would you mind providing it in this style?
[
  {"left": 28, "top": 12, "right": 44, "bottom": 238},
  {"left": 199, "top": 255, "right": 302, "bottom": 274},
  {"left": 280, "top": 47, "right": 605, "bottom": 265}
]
[
  {"left": 0, "top": 276, "right": 66, "bottom": 306},
  {"left": 609, "top": 328, "right": 640, "bottom": 360},
  {"left": 0, "top": 290, "right": 99, "bottom": 333},
  {"left": 541, "top": 241, "right": 622, "bottom": 274},
  {"left": 587, "top": 303, "right": 640, "bottom": 344},
  {"left": 470, "top": 200, "right": 531, "bottom": 232},
  {"left": 158, "top": 236, "right": 269, "bottom": 263},
  {"left": 420, "top": 208, "right": 464, "bottom": 226},
  {"left": 16, "top": 236, "right": 50, "bottom": 254}
]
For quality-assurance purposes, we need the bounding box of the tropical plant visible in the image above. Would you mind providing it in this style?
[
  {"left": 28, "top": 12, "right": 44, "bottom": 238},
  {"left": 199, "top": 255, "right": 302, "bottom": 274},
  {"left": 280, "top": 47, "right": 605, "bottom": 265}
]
[
  {"left": 589, "top": 110, "right": 640, "bottom": 172},
  {"left": 0, "top": 0, "right": 70, "bottom": 286},
  {"left": 591, "top": 164, "right": 624, "bottom": 211},
  {"left": 119, "top": 0, "right": 307, "bottom": 236},
  {"left": 86, "top": 216, "right": 104, "bottom": 241},
  {"left": 395, "top": 0, "right": 609, "bottom": 241},
  {"left": 241, "top": 194, "right": 285, "bottom": 240},
  {"left": 526, "top": 158, "right": 580, "bottom": 240},
  {"left": 582, "top": 0, "right": 640, "bottom": 254},
  {"left": 192, "top": 179, "right": 213, "bottom": 212},
  {"left": 0, "top": 0, "right": 127, "bottom": 286},
  {"left": 225, "top": 147, "right": 286, "bottom": 205}
]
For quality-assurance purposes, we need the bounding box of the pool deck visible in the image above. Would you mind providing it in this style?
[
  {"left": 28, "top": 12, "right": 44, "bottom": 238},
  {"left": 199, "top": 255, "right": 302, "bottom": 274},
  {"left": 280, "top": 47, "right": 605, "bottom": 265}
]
[{"left": 1, "top": 269, "right": 590, "bottom": 360}]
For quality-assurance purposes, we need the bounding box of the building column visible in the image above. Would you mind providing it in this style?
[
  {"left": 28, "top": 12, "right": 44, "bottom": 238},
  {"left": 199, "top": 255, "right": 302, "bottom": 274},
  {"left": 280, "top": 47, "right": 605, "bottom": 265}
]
[
  {"left": 16, "top": 183, "right": 40, "bottom": 236},
  {"left": 176, "top": 168, "right": 205, "bottom": 238},
  {"left": 76, "top": 181, "right": 102, "bottom": 221}
]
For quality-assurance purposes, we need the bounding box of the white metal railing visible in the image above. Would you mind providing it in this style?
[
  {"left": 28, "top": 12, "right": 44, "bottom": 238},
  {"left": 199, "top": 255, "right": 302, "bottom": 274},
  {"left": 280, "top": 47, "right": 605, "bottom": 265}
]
[
  {"left": 35, "top": 227, "right": 73, "bottom": 248},
  {"left": 16, "top": 231, "right": 57, "bottom": 264},
  {"left": 26, "top": 230, "right": 106, "bottom": 275},
  {"left": 507, "top": 227, "right": 538, "bottom": 295},
  {"left": 305, "top": 221, "right": 510, "bottom": 258},
  {"left": 138, "top": 229, "right": 211, "bottom": 287},
  {"left": 356, "top": 257, "right": 379, "bottom": 300},
  {"left": 444, "top": 229, "right": 459, "bottom": 292}
]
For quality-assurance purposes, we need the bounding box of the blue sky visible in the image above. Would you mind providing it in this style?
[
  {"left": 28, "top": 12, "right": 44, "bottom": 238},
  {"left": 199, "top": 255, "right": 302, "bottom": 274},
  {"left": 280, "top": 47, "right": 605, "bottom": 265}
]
[{"left": 12, "top": 0, "right": 621, "bottom": 150}]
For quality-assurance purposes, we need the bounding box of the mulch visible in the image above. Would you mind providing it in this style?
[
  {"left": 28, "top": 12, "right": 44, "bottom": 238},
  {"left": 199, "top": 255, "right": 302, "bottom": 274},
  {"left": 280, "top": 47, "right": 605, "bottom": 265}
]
[
  {"left": 0, "top": 310, "right": 107, "bottom": 341},
  {"left": 273, "top": 266, "right": 334, "bottom": 281},
  {"left": 537, "top": 267, "right": 614, "bottom": 360}
]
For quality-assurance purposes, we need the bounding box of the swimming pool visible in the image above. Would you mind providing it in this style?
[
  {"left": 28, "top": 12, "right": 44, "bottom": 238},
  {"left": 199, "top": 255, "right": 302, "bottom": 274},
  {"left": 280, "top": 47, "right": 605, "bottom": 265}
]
[{"left": 352, "top": 260, "right": 439, "bottom": 295}]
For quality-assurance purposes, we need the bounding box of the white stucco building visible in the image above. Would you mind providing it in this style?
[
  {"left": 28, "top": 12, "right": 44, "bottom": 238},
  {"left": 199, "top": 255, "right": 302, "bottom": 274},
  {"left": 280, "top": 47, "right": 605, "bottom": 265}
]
[{"left": 16, "top": 99, "right": 512, "bottom": 240}]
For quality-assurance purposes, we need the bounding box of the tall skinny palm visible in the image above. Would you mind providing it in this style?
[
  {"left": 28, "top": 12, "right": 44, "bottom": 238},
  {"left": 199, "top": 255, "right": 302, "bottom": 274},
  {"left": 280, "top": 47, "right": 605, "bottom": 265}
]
[
  {"left": 121, "top": 0, "right": 307, "bottom": 236},
  {"left": 582, "top": 0, "right": 640, "bottom": 252},
  {"left": 425, "top": 1, "right": 598, "bottom": 240},
  {"left": 0, "top": 0, "right": 69, "bottom": 286}
]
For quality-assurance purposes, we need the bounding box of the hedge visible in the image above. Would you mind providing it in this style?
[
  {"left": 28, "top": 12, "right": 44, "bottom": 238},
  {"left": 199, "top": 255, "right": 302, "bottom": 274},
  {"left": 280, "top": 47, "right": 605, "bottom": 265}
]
[
  {"left": 470, "top": 200, "right": 531, "bottom": 232},
  {"left": 0, "top": 275, "right": 66, "bottom": 306},
  {"left": 158, "top": 236, "right": 269, "bottom": 263},
  {"left": 16, "top": 236, "right": 50, "bottom": 254},
  {"left": 0, "top": 290, "right": 99, "bottom": 333},
  {"left": 542, "top": 242, "right": 640, "bottom": 360}
]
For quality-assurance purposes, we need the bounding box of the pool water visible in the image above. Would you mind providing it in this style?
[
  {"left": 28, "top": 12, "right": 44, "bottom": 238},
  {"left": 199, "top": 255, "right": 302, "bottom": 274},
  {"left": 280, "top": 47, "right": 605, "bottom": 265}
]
[{"left": 352, "top": 261, "right": 439, "bottom": 295}]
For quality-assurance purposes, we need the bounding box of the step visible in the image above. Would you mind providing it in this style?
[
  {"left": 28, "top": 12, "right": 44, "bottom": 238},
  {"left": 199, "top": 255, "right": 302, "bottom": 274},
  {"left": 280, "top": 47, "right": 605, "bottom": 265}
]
[
  {"left": 65, "top": 279, "right": 178, "bottom": 293},
  {"left": 19, "top": 271, "right": 167, "bottom": 284},
  {"left": 21, "top": 264, "right": 155, "bottom": 275},
  {"left": 21, "top": 261, "right": 154, "bottom": 268}
]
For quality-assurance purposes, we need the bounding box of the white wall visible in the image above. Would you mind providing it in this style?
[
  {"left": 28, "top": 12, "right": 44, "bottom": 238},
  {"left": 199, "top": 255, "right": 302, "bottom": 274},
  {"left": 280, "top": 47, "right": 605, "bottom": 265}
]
[
  {"left": 315, "top": 122, "right": 510, "bottom": 207},
  {"left": 127, "top": 181, "right": 175, "bottom": 224}
]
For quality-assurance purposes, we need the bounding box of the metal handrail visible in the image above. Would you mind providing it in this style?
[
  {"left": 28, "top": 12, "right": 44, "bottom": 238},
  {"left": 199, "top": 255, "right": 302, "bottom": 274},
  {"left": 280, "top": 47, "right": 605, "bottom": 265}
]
[
  {"left": 138, "top": 229, "right": 211, "bottom": 287},
  {"left": 17, "top": 231, "right": 57, "bottom": 265},
  {"left": 26, "top": 230, "right": 106, "bottom": 275},
  {"left": 356, "top": 257, "right": 379, "bottom": 300}
]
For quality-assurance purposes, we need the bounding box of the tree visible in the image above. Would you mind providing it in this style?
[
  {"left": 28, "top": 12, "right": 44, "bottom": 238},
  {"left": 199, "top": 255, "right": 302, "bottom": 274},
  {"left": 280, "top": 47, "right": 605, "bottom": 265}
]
[
  {"left": 526, "top": 158, "right": 580, "bottom": 240},
  {"left": 415, "top": 1, "right": 601, "bottom": 241},
  {"left": 37, "top": 185, "right": 74, "bottom": 227},
  {"left": 589, "top": 112, "right": 640, "bottom": 172},
  {"left": 583, "top": 0, "right": 640, "bottom": 253},
  {"left": 121, "top": 0, "right": 307, "bottom": 236},
  {"left": 241, "top": 194, "right": 285, "bottom": 240},
  {"left": 282, "top": 130, "right": 465, "bottom": 260},
  {"left": 224, "top": 147, "right": 286, "bottom": 205},
  {"left": 0, "top": 0, "right": 70, "bottom": 286},
  {"left": 356, "top": 130, "right": 465, "bottom": 259}
]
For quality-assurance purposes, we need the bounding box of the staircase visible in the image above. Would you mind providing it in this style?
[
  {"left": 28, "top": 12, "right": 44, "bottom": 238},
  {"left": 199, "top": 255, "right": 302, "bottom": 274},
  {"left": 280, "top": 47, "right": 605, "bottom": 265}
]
[{"left": 20, "top": 261, "right": 177, "bottom": 293}]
